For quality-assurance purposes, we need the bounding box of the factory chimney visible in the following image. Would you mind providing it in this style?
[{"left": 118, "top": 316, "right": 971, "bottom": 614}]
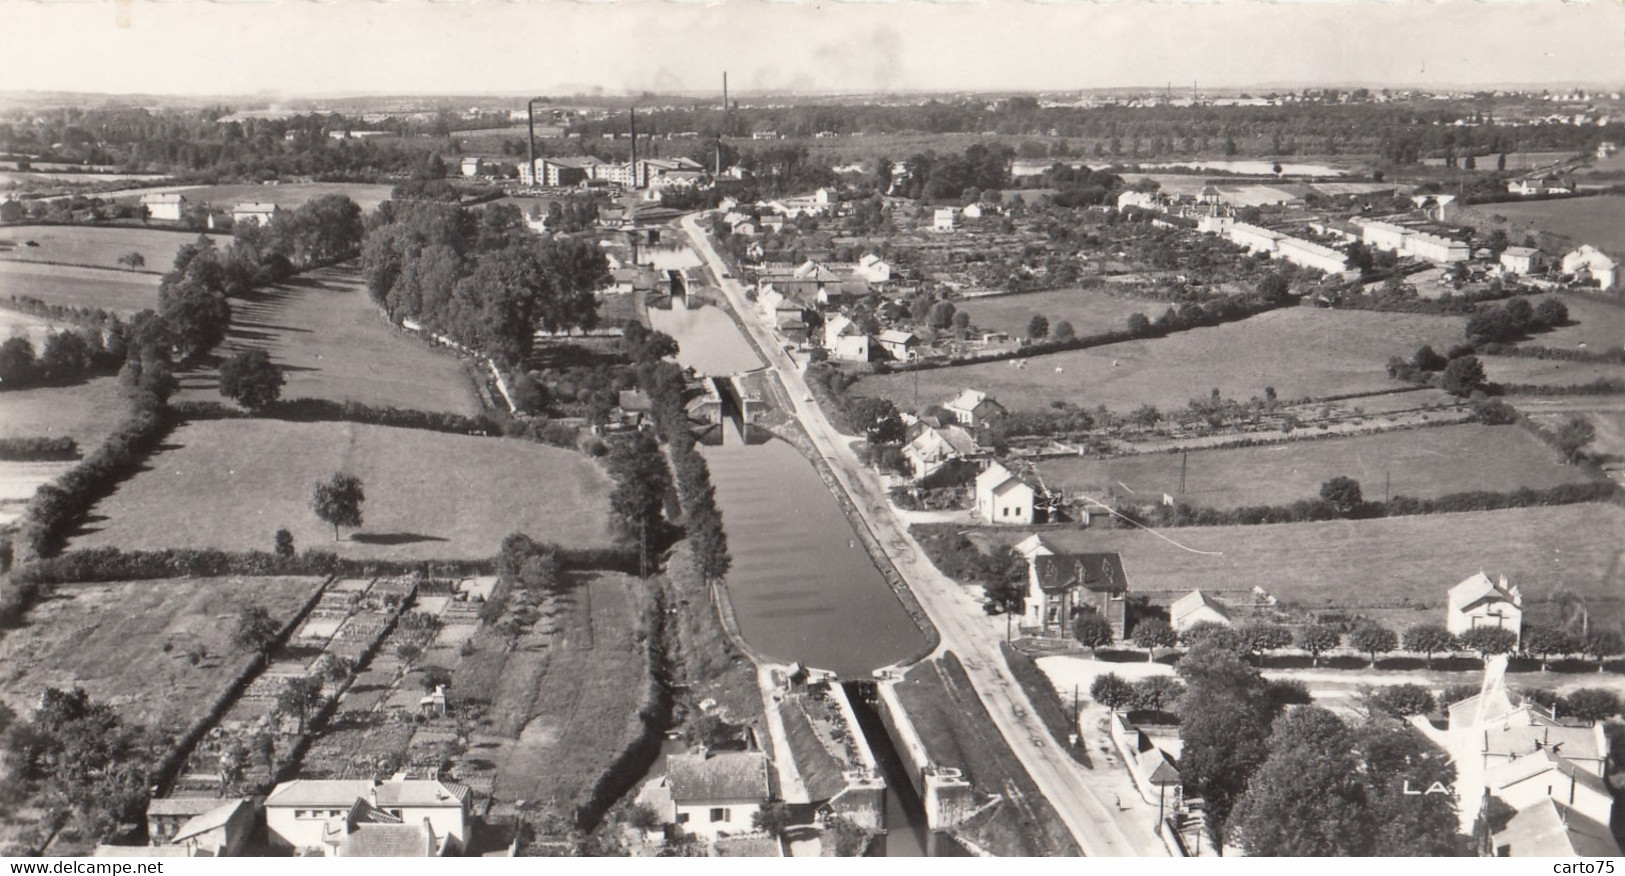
[{"left": 629, "top": 107, "right": 638, "bottom": 189}]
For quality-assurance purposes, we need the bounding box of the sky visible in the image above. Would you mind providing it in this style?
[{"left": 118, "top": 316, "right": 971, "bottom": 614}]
[{"left": 1, "top": 0, "right": 1622, "bottom": 98}]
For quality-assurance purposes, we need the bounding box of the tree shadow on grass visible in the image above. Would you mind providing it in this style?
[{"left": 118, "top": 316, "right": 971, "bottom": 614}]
[{"left": 350, "top": 532, "right": 450, "bottom": 546}]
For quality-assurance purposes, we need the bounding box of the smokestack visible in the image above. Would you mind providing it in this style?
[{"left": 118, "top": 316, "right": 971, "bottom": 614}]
[
  {"left": 723, "top": 71, "right": 729, "bottom": 116},
  {"left": 525, "top": 99, "right": 537, "bottom": 187},
  {"left": 629, "top": 108, "right": 638, "bottom": 189}
]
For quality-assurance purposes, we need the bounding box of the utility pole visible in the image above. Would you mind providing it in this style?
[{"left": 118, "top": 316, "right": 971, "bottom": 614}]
[{"left": 1179, "top": 449, "right": 1188, "bottom": 495}]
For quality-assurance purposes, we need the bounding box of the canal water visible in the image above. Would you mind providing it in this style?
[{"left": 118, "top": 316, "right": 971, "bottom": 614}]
[{"left": 650, "top": 295, "right": 939, "bottom": 854}]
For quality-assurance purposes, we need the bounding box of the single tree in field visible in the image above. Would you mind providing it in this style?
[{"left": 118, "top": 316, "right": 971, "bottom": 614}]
[
  {"left": 751, "top": 802, "right": 792, "bottom": 838},
  {"left": 1440, "top": 355, "right": 1486, "bottom": 397},
  {"left": 1073, "top": 612, "right": 1114, "bottom": 657},
  {"left": 1089, "top": 672, "right": 1135, "bottom": 713},
  {"left": 1402, "top": 624, "right": 1458, "bottom": 669},
  {"left": 1581, "top": 629, "right": 1624, "bottom": 672},
  {"left": 1132, "top": 618, "right": 1177, "bottom": 662},
  {"left": 273, "top": 528, "right": 295, "bottom": 559},
  {"left": 1319, "top": 476, "right": 1363, "bottom": 517},
  {"left": 1295, "top": 624, "right": 1341, "bottom": 667},
  {"left": 218, "top": 348, "right": 285, "bottom": 411},
  {"left": 1457, "top": 626, "right": 1518, "bottom": 660},
  {"left": 1052, "top": 320, "right": 1076, "bottom": 342},
  {"left": 395, "top": 643, "right": 423, "bottom": 665},
  {"left": 117, "top": 251, "right": 146, "bottom": 272},
  {"left": 1350, "top": 622, "right": 1398, "bottom": 668},
  {"left": 232, "top": 605, "right": 280, "bottom": 653},
  {"left": 1520, "top": 624, "right": 1577, "bottom": 672},
  {"left": 1552, "top": 415, "right": 1596, "bottom": 464},
  {"left": 312, "top": 472, "right": 365, "bottom": 541},
  {"left": 1027, "top": 313, "right": 1049, "bottom": 340},
  {"left": 277, "top": 675, "right": 325, "bottom": 735}
]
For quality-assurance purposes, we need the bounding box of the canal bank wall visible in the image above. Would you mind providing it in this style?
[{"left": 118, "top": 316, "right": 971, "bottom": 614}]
[{"left": 870, "top": 681, "right": 977, "bottom": 832}]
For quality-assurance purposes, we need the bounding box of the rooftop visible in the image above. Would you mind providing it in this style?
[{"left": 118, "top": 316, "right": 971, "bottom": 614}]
[{"left": 666, "top": 752, "right": 770, "bottom": 803}]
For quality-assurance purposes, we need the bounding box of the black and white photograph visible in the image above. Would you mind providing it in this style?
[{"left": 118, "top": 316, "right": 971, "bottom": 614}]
[{"left": 0, "top": 0, "right": 1623, "bottom": 861}]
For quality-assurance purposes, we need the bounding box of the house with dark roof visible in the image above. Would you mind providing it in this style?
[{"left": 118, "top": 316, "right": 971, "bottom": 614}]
[
  {"left": 944, "top": 388, "right": 1007, "bottom": 427},
  {"left": 663, "top": 752, "right": 770, "bottom": 839},
  {"left": 1017, "top": 535, "right": 1129, "bottom": 637}
]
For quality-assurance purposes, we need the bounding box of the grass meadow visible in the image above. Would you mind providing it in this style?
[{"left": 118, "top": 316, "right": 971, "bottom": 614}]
[
  {"left": 0, "top": 261, "right": 160, "bottom": 312},
  {"left": 1035, "top": 423, "right": 1598, "bottom": 509},
  {"left": 173, "top": 263, "right": 482, "bottom": 416},
  {"left": 854, "top": 307, "right": 1468, "bottom": 413},
  {"left": 72, "top": 419, "right": 614, "bottom": 560}
]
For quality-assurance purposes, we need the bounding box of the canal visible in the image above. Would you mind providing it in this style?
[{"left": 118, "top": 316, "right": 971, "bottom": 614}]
[{"left": 648, "top": 295, "right": 939, "bottom": 854}]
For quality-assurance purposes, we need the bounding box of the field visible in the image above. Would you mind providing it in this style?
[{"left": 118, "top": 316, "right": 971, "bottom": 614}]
[
  {"left": 1004, "top": 501, "right": 1625, "bottom": 627},
  {"left": 0, "top": 376, "right": 127, "bottom": 446},
  {"left": 72, "top": 419, "right": 614, "bottom": 560},
  {"left": 1520, "top": 294, "right": 1625, "bottom": 353},
  {"left": 0, "top": 307, "right": 57, "bottom": 347},
  {"left": 0, "top": 376, "right": 128, "bottom": 525},
  {"left": 0, "top": 576, "right": 322, "bottom": 733},
  {"left": 485, "top": 573, "right": 652, "bottom": 810},
  {"left": 1458, "top": 195, "right": 1625, "bottom": 254},
  {"left": 0, "top": 225, "right": 216, "bottom": 273},
  {"left": 172, "top": 263, "right": 482, "bottom": 416},
  {"left": 1481, "top": 356, "right": 1625, "bottom": 389},
  {"left": 956, "top": 288, "right": 1155, "bottom": 338},
  {"left": 0, "top": 261, "right": 160, "bottom": 312},
  {"left": 112, "top": 182, "right": 396, "bottom": 214},
  {"left": 1035, "top": 423, "right": 1598, "bottom": 509},
  {"left": 853, "top": 307, "right": 1467, "bottom": 414}
]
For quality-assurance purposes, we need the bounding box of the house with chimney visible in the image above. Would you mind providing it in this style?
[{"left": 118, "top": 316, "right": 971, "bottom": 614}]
[
  {"left": 264, "top": 777, "right": 472, "bottom": 853},
  {"left": 1012, "top": 534, "right": 1129, "bottom": 637},
  {"left": 1446, "top": 572, "right": 1523, "bottom": 645}
]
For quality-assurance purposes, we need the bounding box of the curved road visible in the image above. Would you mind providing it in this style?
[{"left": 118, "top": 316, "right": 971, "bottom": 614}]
[{"left": 681, "top": 213, "right": 1167, "bottom": 857}]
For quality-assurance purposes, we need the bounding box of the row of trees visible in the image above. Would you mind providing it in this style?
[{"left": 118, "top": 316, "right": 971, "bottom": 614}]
[
  {"left": 1084, "top": 614, "right": 1625, "bottom": 672},
  {"left": 360, "top": 200, "right": 608, "bottom": 366},
  {"left": 0, "top": 330, "right": 120, "bottom": 391}
]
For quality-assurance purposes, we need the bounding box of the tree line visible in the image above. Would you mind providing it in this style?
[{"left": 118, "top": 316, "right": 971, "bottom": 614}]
[{"left": 360, "top": 200, "right": 609, "bottom": 366}]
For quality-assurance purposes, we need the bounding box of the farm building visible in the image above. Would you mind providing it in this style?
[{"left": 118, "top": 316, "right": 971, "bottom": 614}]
[
  {"left": 140, "top": 193, "right": 187, "bottom": 222},
  {"left": 232, "top": 202, "right": 281, "bottom": 227},
  {"left": 1445, "top": 572, "right": 1523, "bottom": 643},
  {"left": 1562, "top": 245, "right": 1619, "bottom": 291},
  {"left": 974, "top": 462, "right": 1035, "bottom": 524},
  {"left": 459, "top": 157, "right": 485, "bottom": 177},
  {"left": 933, "top": 207, "right": 957, "bottom": 232},
  {"left": 1499, "top": 246, "right": 1546, "bottom": 276},
  {"left": 1168, "top": 589, "right": 1232, "bottom": 632},
  {"left": 944, "top": 388, "right": 1007, "bottom": 427},
  {"left": 1493, "top": 799, "right": 1620, "bottom": 857},
  {"left": 855, "top": 253, "right": 892, "bottom": 284},
  {"left": 876, "top": 329, "right": 921, "bottom": 361},
  {"left": 663, "top": 751, "right": 770, "bottom": 840}
]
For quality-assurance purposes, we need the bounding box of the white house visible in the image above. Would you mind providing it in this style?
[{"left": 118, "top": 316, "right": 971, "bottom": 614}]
[
  {"left": 901, "top": 423, "right": 979, "bottom": 480},
  {"left": 1168, "top": 589, "right": 1232, "bottom": 632},
  {"left": 974, "top": 462, "right": 1035, "bottom": 524},
  {"left": 1405, "top": 230, "right": 1471, "bottom": 264},
  {"left": 232, "top": 202, "right": 281, "bottom": 227},
  {"left": 664, "top": 752, "right": 769, "bottom": 840},
  {"left": 1445, "top": 572, "right": 1523, "bottom": 643},
  {"left": 822, "top": 314, "right": 872, "bottom": 362},
  {"left": 1562, "top": 245, "right": 1619, "bottom": 291},
  {"left": 943, "top": 388, "right": 1007, "bottom": 427},
  {"left": 932, "top": 207, "right": 957, "bottom": 232},
  {"left": 140, "top": 193, "right": 187, "bottom": 222},
  {"left": 1484, "top": 748, "right": 1614, "bottom": 827},
  {"left": 1499, "top": 246, "right": 1545, "bottom": 276},
  {"left": 855, "top": 253, "right": 892, "bottom": 284},
  {"left": 264, "top": 778, "right": 471, "bottom": 853},
  {"left": 876, "top": 329, "right": 920, "bottom": 361},
  {"left": 1355, "top": 218, "right": 1411, "bottom": 253},
  {"left": 459, "top": 157, "right": 485, "bottom": 178}
]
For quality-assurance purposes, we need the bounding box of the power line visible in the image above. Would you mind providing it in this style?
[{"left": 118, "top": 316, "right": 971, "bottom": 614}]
[{"left": 1077, "top": 494, "right": 1225, "bottom": 556}]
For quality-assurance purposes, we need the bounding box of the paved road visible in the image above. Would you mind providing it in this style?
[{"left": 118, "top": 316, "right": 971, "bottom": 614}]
[{"left": 681, "top": 214, "right": 1168, "bottom": 857}]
